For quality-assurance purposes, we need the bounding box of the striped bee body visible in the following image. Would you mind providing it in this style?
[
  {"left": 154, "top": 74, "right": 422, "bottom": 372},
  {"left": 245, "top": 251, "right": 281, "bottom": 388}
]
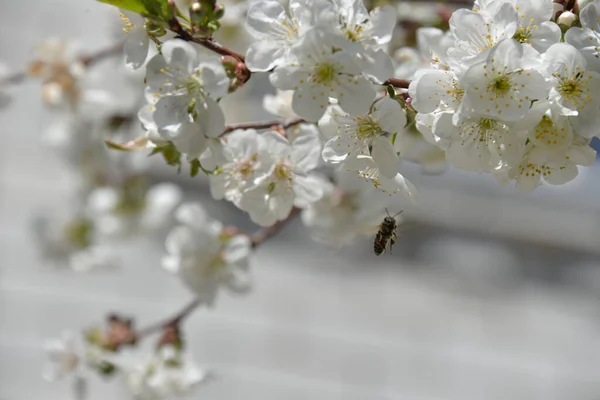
[{"left": 373, "top": 211, "right": 401, "bottom": 256}]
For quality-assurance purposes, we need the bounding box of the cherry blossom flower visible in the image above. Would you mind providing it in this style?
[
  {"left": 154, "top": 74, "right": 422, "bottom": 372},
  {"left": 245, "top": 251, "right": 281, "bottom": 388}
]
[
  {"left": 162, "top": 203, "right": 252, "bottom": 305},
  {"left": 321, "top": 98, "right": 406, "bottom": 178},
  {"left": 237, "top": 126, "right": 327, "bottom": 226},
  {"left": 270, "top": 29, "right": 376, "bottom": 122}
]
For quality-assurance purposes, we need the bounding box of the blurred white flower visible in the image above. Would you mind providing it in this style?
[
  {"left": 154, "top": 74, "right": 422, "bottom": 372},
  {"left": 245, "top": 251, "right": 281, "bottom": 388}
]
[
  {"left": 263, "top": 90, "right": 297, "bottom": 120},
  {"left": 302, "top": 170, "right": 397, "bottom": 247},
  {"left": 110, "top": 345, "right": 208, "bottom": 400},
  {"left": 44, "top": 331, "right": 83, "bottom": 381},
  {"left": 33, "top": 211, "right": 118, "bottom": 272},
  {"left": 87, "top": 182, "right": 182, "bottom": 238},
  {"left": 163, "top": 203, "right": 252, "bottom": 304}
]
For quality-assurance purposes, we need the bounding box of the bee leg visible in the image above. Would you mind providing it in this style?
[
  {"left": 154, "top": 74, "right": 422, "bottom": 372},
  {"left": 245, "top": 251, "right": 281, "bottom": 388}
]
[{"left": 389, "top": 232, "right": 397, "bottom": 255}]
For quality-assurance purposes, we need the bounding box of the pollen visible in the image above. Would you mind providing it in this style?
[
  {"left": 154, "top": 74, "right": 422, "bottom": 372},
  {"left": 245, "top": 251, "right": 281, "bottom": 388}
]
[{"left": 313, "top": 62, "right": 338, "bottom": 85}]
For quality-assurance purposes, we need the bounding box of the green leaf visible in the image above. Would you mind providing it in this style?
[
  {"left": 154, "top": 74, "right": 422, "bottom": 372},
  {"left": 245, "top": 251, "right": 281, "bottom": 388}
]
[
  {"left": 97, "top": 0, "right": 171, "bottom": 21},
  {"left": 390, "top": 132, "right": 398, "bottom": 146},
  {"left": 97, "top": 0, "right": 147, "bottom": 14},
  {"left": 190, "top": 159, "right": 201, "bottom": 177}
]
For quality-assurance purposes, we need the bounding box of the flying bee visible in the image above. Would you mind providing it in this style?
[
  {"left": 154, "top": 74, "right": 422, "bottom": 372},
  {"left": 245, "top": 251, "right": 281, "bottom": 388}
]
[{"left": 373, "top": 209, "right": 403, "bottom": 256}]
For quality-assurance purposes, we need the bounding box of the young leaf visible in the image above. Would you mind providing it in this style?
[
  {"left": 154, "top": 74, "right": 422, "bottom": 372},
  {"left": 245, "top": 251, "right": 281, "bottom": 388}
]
[{"left": 97, "top": 0, "right": 171, "bottom": 21}]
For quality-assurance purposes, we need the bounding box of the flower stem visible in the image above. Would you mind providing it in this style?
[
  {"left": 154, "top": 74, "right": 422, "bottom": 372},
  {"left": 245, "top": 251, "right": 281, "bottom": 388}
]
[
  {"left": 136, "top": 298, "right": 203, "bottom": 338},
  {"left": 222, "top": 117, "right": 306, "bottom": 135}
]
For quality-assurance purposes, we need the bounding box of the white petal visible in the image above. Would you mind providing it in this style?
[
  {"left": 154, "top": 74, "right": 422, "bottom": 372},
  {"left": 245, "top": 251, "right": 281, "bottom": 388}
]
[
  {"left": 246, "top": 0, "right": 287, "bottom": 39},
  {"left": 372, "top": 97, "right": 406, "bottom": 133},
  {"left": 371, "top": 136, "right": 399, "bottom": 178},
  {"left": 291, "top": 127, "right": 322, "bottom": 171},
  {"left": 292, "top": 85, "right": 329, "bottom": 122},
  {"left": 246, "top": 41, "right": 286, "bottom": 71},
  {"left": 223, "top": 235, "right": 251, "bottom": 265},
  {"left": 354, "top": 48, "right": 394, "bottom": 84},
  {"left": 161, "top": 39, "right": 199, "bottom": 72},
  {"left": 198, "top": 97, "right": 226, "bottom": 138},
  {"left": 335, "top": 78, "right": 376, "bottom": 117},
  {"left": 293, "top": 174, "right": 326, "bottom": 207},
  {"left": 369, "top": 5, "right": 396, "bottom": 45},
  {"left": 529, "top": 21, "right": 561, "bottom": 53},
  {"left": 154, "top": 95, "right": 189, "bottom": 138},
  {"left": 171, "top": 120, "right": 208, "bottom": 159},
  {"left": 124, "top": 28, "right": 149, "bottom": 70}
]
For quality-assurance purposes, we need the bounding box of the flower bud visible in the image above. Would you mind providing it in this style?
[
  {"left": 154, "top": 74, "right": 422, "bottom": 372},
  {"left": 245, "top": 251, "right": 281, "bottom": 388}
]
[{"left": 557, "top": 10, "right": 578, "bottom": 27}]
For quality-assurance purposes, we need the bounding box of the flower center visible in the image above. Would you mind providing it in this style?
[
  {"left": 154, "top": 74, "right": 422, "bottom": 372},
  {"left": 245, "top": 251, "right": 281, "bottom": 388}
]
[
  {"left": 64, "top": 218, "right": 93, "bottom": 249},
  {"left": 556, "top": 71, "right": 591, "bottom": 107},
  {"left": 534, "top": 115, "right": 569, "bottom": 147},
  {"left": 513, "top": 27, "right": 532, "bottom": 43},
  {"left": 206, "top": 252, "right": 226, "bottom": 275},
  {"left": 489, "top": 74, "right": 512, "bottom": 96},
  {"left": 235, "top": 158, "right": 255, "bottom": 178},
  {"left": 355, "top": 116, "right": 384, "bottom": 139},
  {"left": 344, "top": 25, "right": 365, "bottom": 42},
  {"left": 274, "top": 162, "right": 292, "bottom": 180},
  {"left": 314, "top": 63, "right": 338, "bottom": 84}
]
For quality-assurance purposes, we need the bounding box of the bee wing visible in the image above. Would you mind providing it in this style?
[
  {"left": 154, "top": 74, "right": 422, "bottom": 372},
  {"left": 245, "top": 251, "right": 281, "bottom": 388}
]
[{"left": 395, "top": 220, "right": 421, "bottom": 234}]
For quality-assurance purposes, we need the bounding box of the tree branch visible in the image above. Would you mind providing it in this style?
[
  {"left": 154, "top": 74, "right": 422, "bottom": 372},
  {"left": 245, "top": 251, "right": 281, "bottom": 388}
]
[
  {"left": 167, "top": 0, "right": 246, "bottom": 62},
  {"left": 0, "top": 41, "right": 124, "bottom": 88},
  {"left": 117, "top": 208, "right": 301, "bottom": 345},
  {"left": 136, "top": 298, "right": 202, "bottom": 339},
  {"left": 384, "top": 78, "right": 411, "bottom": 89},
  {"left": 222, "top": 117, "right": 306, "bottom": 134}
]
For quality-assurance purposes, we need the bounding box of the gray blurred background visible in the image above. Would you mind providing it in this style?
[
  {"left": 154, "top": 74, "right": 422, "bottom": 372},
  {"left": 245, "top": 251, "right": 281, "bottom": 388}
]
[{"left": 3, "top": 0, "right": 600, "bottom": 399}]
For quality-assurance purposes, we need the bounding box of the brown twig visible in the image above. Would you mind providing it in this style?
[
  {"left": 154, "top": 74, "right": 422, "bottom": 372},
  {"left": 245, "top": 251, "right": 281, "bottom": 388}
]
[
  {"left": 135, "top": 298, "right": 202, "bottom": 338},
  {"left": 167, "top": 0, "right": 246, "bottom": 62},
  {"left": 80, "top": 40, "right": 125, "bottom": 67},
  {"left": 250, "top": 207, "right": 301, "bottom": 248},
  {"left": 222, "top": 117, "right": 306, "bottom": 134},
  {"left": 0, "top": 41, "right": 124, "bottom": 88},
  {"left": 384, "top": 78, "right": 411, "bottom": 89}
]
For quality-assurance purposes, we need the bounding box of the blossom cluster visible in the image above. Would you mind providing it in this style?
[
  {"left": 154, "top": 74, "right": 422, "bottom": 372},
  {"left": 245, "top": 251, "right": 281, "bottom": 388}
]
[{"left": 408, "top": 0, "right": 599, "bottom": 191}]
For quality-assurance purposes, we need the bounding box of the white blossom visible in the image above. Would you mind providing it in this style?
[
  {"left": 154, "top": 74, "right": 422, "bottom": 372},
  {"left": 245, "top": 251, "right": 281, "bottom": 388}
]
[
  {"left": 209, "top": 129, "right": 273, "bottom": 205},
  {"left": 162, "top": 203, "right": 252, "bottom": 304},
  {"left": 495, "top": 136, "right": 596, "bottom": 191},
  {"left": 112, "top": 346, "right": 208, "bottom": 400},
  {"left": 460, "top": 38, "right": 550, "bottom": 122},
  {"left": 565, "top": 1, "right": 600, "bottom": 72},
  {"left": 321, "top": 97, "right": 406, "bottom": 178},
  {"left": 270, "top": 29, "right": 376, "bottom": 122},
  {"left": 343, "top": 154, "right": 417, "bottom": 198},
  {"left": 545, "top": 42, "right": 600, "bottom": 137},
  {"left": 432, "top": 111, "right": 524, "bottom": 172},
  {"left": 33, "top": 211, "right": 118, "bottom": 272},
  {"left": 236, "top": 126, "right": 326, "bottom": 226},
  {"left": 325, "top": 0, "right": 396, "bottom": 82},
  {"left": 447, "top": 3, "right": 519, "bottom": 67},
  {"left": 145, "top": 39, "right": 229, "bottom": 147},
  {"left": 86, "top": 183, "right": 182, "bottom": 238},
  {"left": 245, "top": 0, "right": 329, "bottom": 71},
  {"left": 43, "top": 331, "right": 84, "bottom": 381}
]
